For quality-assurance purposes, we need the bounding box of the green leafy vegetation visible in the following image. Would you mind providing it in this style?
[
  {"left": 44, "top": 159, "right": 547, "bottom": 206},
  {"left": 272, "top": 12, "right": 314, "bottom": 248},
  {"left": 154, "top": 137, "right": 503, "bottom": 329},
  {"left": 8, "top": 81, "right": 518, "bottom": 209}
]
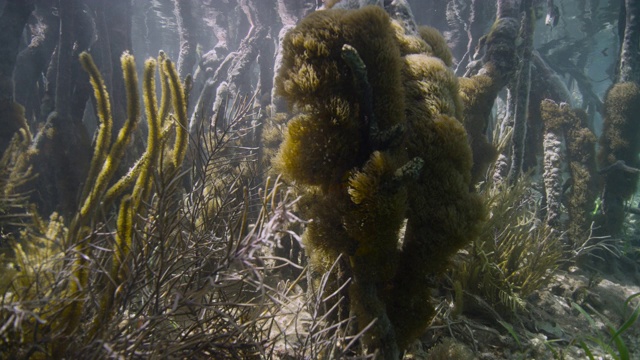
[
  {"left": 570, "top": 292, "right": 640, "bottom": 360},
  {"left": 451, "top": 177, "right": 562, "bottom": 316}
]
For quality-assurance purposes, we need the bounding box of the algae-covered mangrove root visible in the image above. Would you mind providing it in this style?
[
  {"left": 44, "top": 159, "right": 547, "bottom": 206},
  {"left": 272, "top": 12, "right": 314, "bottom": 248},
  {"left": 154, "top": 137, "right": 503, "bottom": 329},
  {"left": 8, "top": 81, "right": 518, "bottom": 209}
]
[{"left": 273, "top": 6, "right": 483, "bottom": 357}]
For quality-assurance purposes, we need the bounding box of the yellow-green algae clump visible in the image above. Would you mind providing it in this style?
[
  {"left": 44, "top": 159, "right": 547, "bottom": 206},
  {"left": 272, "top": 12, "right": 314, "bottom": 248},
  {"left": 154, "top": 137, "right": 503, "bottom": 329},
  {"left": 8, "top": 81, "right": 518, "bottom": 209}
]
[
  {"left": 275, "top": 5, "right": 484, "bottom": 355},
  {"left": 418, "top": 25, "right": 454, "bottom": 67},
  {"left": 276, "top": 6, "right": 405, "bottom": 188},
  {"left": 458, "top": 74, "right": 499, "bottom": 183},
  {"left": 391, "top": 31, "right": 484, "bottom": 348}
]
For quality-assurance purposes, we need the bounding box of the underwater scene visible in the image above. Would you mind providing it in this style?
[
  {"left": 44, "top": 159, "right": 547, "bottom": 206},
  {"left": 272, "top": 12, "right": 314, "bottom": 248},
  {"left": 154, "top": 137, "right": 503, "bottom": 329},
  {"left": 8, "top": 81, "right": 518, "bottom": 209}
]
[{"left": 1, "top": 0, "right": 640, "bottom": 358}]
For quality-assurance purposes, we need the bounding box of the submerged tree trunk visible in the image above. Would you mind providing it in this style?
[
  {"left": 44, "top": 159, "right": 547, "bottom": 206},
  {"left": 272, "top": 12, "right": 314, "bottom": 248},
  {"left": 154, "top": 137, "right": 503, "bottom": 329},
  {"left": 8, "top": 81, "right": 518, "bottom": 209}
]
[
  {"left": 597, "top": 0, "right": 640, "bottom": 236},
  {"left": 461, "top": 0, "right": 522, "bottom": 183},
  {"left": 10, "top": 0, "right": 133, "bottom": 216},
  {"left": 174, "top": 0, "right": 197, "bottom": 79},
  {"left": 619, "top": 0, "right": 640, "bottom": 83},
  {"left": 34, "top": 0, "right": 92, "bottom": 215},
  {"left": 13, "top": 1, "right": 59, "bottom": 126},
  {"left": 0, "top": 0, "right": 34, "bottom": 95},
  {"left": 190, "top": 0, "right": 274, "bottom": 134},
  {"left": 90, "top": 0, "right": 132, "bottom": 133},
  {"left": 0, "top": 0, "right": 35, "bottom": 154},
  {"left": 507, "top": 0, "right": 535, "bottom": 183}
]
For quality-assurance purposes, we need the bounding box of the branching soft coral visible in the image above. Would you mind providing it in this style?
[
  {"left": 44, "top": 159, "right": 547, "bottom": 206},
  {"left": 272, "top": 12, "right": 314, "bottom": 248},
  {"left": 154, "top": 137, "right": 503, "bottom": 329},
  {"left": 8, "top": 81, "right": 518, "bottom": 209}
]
[{"left": 1, "top": 51, "right": 189, "bottom": 357}]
